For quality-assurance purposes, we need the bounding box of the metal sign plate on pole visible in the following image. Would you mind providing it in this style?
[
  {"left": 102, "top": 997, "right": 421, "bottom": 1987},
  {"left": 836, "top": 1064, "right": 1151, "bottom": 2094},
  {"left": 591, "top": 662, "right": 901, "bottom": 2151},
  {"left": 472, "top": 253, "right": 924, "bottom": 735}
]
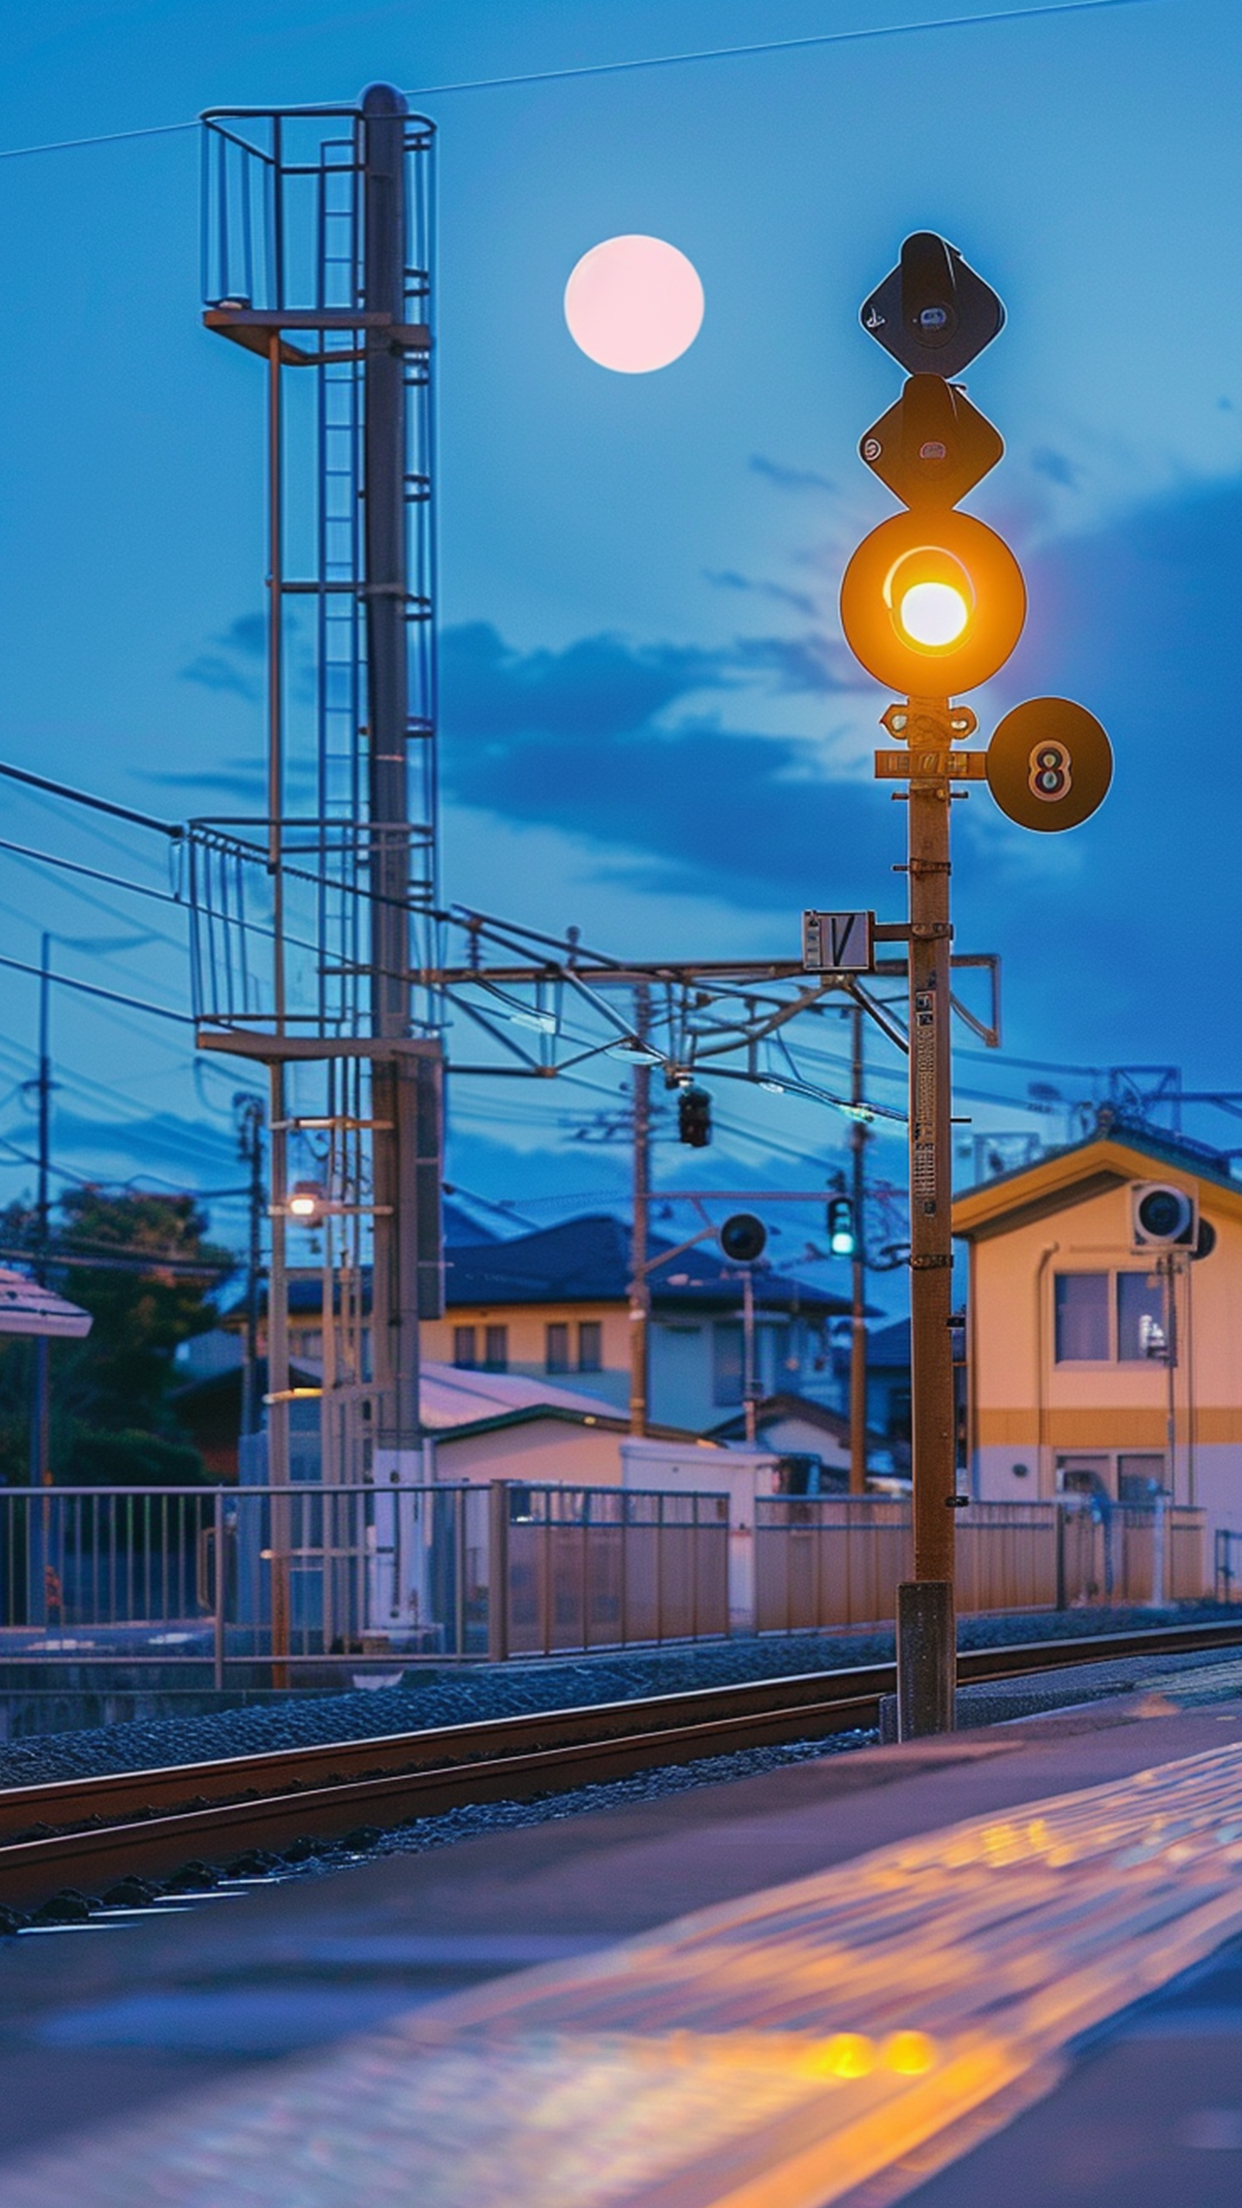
[
  {"left": 875, "top": 749, "right": 987, "bottom": 781},
  {"left": 801, "top": 910, "right": 875, "bottom": 972}
]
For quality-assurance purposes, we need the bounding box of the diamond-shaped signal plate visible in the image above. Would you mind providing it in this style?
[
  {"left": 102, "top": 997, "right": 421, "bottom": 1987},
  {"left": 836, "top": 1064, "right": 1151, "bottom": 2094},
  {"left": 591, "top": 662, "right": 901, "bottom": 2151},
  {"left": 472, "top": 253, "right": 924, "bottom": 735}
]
[
  {"left": 860, "top": 375, "right": 1003, "bottom": 509},
  {"left": 861, "top": 232, "right": 1004, "bottom": 380}
]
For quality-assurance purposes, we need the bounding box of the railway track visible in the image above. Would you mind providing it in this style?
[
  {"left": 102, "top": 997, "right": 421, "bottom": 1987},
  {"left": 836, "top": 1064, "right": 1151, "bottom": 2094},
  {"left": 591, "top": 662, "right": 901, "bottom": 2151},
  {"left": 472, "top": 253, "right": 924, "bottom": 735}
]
[{"left": 3, "top": 1614, "right": 1241, "bottom": 1912}]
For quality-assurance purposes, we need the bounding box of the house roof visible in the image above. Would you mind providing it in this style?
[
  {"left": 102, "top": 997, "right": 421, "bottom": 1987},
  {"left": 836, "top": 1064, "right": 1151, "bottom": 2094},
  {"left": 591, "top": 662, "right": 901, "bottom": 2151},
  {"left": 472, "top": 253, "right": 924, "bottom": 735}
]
[
  {"left": 223, "top": 1214, "right": 850, "bottom": 1324},
  {"left": 443, "top": 1214, "right": 850, "bottom": 1317},
  {"left": 952, "top": 1128, "right": 1242, "bottom": 1244},
  {"left": 707, "top": 1393, "right": 852, "bottom": 1447},
  {"left": 175, "top": 1355, "right": 701, "bottom": 1447},
  {"left": 440, "top": 1199, "right": 501, "bottom": 1247},
  {"left": 867, "top": 1317, "right": 910, "bottom": 1369},
  {"left": 417, "top": 1360, "right": 629, "bottom": 1431},
  {"left": 0, "top": 1269, "right": 92, "bottom": 1339},
  {"left": 432, "top": 1402, "right": 711, "bottom": 1448}
]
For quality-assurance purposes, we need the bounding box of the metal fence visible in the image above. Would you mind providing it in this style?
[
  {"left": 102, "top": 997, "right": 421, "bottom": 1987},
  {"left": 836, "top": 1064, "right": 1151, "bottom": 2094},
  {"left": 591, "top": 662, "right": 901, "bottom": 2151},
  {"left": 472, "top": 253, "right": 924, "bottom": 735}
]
[
  {"left": 0, "top": 1484, "right": 491, "bottom": 1681},
  {"left": 0, "top": 1484, "right": 1211, "bottom": 1683},
  {"left": 754, "top": 1496, "right": 1207, "bottom": 1635},
  {"left": 487, "top": 1485, "right": 730, "bottom": 1660},
  {"left": 1214, "top": 1528, "right": 1242, "bottom": 1603}
]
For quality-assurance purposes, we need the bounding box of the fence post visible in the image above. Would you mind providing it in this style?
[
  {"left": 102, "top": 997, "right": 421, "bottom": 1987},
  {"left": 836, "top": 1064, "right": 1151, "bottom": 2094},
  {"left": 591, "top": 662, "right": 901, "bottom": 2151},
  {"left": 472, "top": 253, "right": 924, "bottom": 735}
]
[
  {"left": 656, "top": 1492, "right": 665, "bottom": 1645},
  {"left": 455, "top": 1486, "right": 466, "bottom": 1659},
  {"left": 213, "top": 1487, "right": 226, "bottom": 1690},
  {"left": 1152, "top": 1492, "right": 1168, "bottom": 1609},
  {"left": 487, "top": 1481, "right": 510, "bottom": 1663},
  {"left": 1055, "top": 1501, "right": 1066, "bottom": 1612}
]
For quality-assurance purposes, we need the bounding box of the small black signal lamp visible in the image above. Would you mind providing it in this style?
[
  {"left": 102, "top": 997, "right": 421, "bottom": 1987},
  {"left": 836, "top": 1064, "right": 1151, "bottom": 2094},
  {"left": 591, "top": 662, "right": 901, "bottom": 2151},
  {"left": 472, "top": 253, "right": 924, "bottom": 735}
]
[
  {"left": 678, "top": 1085, "right": 712, "bottom": 1148},
  {"left": 827, "top": 1196, "right": 856, "bottom": 1257}
]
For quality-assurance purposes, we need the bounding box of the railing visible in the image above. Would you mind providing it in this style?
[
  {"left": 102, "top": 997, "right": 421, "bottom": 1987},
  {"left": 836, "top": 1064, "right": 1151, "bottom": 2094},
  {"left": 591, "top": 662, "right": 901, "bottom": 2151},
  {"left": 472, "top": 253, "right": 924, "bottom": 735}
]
[
  {"left": 0, "top": 1485, "right": 491, "bottom": 1683},
  {"left": 754, "top": 1496, "right": 1207, "bottom": 1635},
  {"left": 1215, "top": 1528, "right": 1242, "bottom": 1603},
  {"left": 0, "top": 1485, "right": 1212, "bottom": 1686},
  {"left": 487, "top": 1486, "right": 730, "bottom": 1660}
]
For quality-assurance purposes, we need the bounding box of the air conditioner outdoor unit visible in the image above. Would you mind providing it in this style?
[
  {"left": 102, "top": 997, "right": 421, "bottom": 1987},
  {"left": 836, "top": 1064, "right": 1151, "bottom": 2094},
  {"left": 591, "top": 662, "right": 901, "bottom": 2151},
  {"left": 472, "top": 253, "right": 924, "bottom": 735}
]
[{"left": 1131, "top": 1181, "right": 1198, "bottom": 1251}]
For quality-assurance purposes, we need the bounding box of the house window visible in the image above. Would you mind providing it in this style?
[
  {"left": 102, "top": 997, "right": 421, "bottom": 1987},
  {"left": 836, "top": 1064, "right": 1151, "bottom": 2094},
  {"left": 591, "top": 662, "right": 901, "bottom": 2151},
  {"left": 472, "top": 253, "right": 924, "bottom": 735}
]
[
  {"left": 546, "top": 1322, "right": 570, "bottom": 1374},
  {"left": 578, "top": 1321, "right": 602, "bottom": 1373},
  {"left": 453, "top": 1325, "right": 477, "bottom": 1369},
  {"left": 1117, "top": 1273, "right": 1169, "bottom": 1362},
  {"left": 713, "top": 1322, "right": 744, "bottom": 1407},
  {"left": 1118, "top": 1452, "right": 1166, "bottom": 1500},
  {"left": 1054, "top": 1273, "right": 1109, "bottom": 1362},
  {"left": 483, "top": 1325, "right": 508, "bottom": 1372}
]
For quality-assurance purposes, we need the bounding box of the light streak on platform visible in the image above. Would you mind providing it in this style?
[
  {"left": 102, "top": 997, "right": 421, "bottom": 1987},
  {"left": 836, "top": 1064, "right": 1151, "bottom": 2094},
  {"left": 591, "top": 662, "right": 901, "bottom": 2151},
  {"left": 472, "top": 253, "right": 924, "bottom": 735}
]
[{"left": 6, "top": 1742, "right": 1242, "bottom": 2206}]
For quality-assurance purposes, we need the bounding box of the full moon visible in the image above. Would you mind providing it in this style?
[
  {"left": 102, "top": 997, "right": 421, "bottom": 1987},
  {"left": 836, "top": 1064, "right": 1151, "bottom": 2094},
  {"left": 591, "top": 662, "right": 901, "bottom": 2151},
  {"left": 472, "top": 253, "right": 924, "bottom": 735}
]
[{"left": 564, "top": 235, "right": 704, "bottom": 374}]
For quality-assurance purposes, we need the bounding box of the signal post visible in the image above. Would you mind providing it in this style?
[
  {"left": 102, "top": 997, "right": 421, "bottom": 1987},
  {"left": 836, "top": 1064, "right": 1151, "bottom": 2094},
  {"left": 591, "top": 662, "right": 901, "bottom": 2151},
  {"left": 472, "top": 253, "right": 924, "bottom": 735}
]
[{"left": 839, "top": 234, "right": 1113, "bottom": 1734}]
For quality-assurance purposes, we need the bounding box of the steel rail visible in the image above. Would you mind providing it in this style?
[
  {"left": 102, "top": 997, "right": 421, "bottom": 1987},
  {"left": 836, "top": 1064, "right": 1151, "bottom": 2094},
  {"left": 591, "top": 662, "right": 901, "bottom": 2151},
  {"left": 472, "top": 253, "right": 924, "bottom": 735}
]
[{"left": 2, "top": 1615, "right": 1241, "bottom": 1908}]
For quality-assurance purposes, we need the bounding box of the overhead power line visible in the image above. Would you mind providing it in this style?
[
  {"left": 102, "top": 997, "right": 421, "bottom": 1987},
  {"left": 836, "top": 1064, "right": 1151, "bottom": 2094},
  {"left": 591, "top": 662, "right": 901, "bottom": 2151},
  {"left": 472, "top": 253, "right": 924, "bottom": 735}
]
[
  {"left": 0, "top": 119, "right": 196, "bottom": 163},
  {"left": 0, "top": 0, "right": 1169, "bottom": 163},
  {"left": 0, "top": 759, "right": 179, "bottom": 839},
  {"left": 405, "top": 0, "right": 1169, "bottom": 97},
  {"left": 0, "top": 834, "right": 183, "bottom": 909},
  {"left": 0, "top": 949, "right": 191, "bottom": 1027}
]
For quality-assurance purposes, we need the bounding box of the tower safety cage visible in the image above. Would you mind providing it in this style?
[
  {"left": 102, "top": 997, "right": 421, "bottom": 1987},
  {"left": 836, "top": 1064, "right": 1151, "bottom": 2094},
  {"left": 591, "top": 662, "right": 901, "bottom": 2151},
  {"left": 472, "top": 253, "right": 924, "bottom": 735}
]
[{"left": 191, "top": 89, "right": 444, "bottom": 1652}]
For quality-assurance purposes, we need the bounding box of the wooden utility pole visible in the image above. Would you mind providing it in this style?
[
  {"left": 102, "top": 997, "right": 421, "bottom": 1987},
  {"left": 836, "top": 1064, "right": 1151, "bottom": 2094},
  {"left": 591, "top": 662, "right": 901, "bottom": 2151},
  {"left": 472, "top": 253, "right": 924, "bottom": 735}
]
[
  {"left": 849, "top": 1001, "right": 869, "bottom": 1495},
  {"left": 628, "top": 984, "right": 652, "bottom": 1435},
  {"left": 900, "top": 707, "right": 958, "bottom": 1735}
]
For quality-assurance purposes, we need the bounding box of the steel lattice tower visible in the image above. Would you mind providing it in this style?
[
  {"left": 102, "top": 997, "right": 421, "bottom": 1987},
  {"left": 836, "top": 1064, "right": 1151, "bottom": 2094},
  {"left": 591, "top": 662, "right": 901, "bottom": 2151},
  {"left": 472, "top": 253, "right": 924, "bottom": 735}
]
[{"left": 192, "top": 88, "right": 443, "bottom": 1606}]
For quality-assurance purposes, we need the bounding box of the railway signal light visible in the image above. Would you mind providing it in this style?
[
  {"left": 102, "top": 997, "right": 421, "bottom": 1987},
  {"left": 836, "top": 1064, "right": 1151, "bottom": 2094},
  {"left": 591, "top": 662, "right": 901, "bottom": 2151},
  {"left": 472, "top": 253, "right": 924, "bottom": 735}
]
[
  {"left": 827, "top": 1196, "right": 856, "bottom": 1257},
  {"left": 860, "top": 232, "right": 1004, "bottom": 381},
  {"left": 860, "top": 374, "right": 1003, "bottom": 512},
  {"left": 678, "top": 1084, "right": 712, "bottom": 1147},
  {"left": 842, "top": 229, "right": 1112, "bottom": 1743},
  {"left": 840, "top": 507, "right": 1026, "bottom": 696},
  {"left": 719, "top": 1212, "right": 766, "bottom": 1264}
]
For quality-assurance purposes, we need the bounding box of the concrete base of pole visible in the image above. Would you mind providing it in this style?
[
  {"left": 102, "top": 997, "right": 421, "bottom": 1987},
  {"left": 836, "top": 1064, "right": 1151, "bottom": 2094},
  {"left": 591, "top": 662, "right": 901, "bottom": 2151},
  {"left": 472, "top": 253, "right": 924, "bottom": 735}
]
[{"left": 896, "top": 1579, "right": 956, "bottom": 1739}]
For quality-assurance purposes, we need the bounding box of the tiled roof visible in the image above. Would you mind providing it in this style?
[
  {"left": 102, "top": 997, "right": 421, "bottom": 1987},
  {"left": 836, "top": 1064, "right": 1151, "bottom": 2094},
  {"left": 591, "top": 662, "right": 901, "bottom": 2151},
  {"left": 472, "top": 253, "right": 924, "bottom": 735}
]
[
  {"left": 867, "top": 1317, "right": 910, "bottom": 1368},
  {"left": 443, "top": 1214, "right": 849, "bottom": 1316},
  {"left": 707, "top": 1392, "right": 851, "bottom": 1445},
  {"left": 226, "top": 1214, "right": 849, "bottom": 1321}
]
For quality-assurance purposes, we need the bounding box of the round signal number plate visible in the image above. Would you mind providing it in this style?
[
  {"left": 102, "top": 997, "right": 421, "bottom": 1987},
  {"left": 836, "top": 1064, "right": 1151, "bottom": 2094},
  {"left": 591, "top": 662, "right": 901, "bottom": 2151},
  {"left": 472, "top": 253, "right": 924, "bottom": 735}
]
[{"left": 986, "top": 696, "right": 1112, "bottom": 831}]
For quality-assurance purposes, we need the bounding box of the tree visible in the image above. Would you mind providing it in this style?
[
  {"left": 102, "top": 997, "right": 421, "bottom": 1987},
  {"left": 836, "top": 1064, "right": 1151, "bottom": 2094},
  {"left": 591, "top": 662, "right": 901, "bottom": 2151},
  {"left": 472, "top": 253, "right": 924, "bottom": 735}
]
[{"left": 0, "top": 1188, "right": 235, "bottom": 1485}]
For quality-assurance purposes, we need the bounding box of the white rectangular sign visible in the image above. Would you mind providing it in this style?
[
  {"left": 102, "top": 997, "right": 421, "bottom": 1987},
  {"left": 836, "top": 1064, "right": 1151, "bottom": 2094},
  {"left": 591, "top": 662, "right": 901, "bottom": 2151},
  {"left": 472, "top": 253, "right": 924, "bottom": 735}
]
[{"left": 801, "top": 910, "right": 875, "bottom": 973}]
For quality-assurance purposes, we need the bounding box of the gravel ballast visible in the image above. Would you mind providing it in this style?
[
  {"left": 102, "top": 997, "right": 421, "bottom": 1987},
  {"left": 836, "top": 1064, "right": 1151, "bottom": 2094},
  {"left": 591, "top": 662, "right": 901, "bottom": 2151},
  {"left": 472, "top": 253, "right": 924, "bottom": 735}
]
[{"left": 0, "top": 1603, "right": 1237, "bottom": 1791}]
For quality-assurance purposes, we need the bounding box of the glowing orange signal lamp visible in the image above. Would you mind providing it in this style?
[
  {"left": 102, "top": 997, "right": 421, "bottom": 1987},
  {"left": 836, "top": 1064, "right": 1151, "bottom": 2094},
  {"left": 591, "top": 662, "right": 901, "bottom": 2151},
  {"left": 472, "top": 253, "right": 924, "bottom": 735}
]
[{"left": 839, "top": 509, "right": 1025, "bottom": 695}]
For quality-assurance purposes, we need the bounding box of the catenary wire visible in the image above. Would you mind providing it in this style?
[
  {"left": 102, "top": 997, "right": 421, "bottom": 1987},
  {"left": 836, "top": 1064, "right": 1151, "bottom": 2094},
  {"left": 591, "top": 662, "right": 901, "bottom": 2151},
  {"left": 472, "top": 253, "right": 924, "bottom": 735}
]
[
  {"left": 405, "top": 0, "right": 1171, "bottom": 96},
  {"left": 0, "top": 0, "right": 1172, "bottom": 162}
]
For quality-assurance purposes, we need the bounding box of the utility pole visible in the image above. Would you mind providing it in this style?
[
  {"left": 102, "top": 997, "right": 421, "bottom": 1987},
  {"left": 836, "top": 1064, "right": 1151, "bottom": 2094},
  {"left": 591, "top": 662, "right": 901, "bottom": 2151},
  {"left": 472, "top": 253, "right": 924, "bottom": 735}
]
[
  {"left": 849, "top": 1001, "right": 869, "bottom": 1495},
  {"left": 234, "top": 1094, "right": 265, "bottom": 1445},
  {"left": 741, "top": 1263, "right": 758, "bottom": 1445},
  {"left": 903, "top": 708, "right": 957, "bottom": 1723},
  {"left": 29, "top": 933, "right": 53, "bottom": 1489},
  {"left": 628, "top": 983, "right": 652, "bottom": 1436}
]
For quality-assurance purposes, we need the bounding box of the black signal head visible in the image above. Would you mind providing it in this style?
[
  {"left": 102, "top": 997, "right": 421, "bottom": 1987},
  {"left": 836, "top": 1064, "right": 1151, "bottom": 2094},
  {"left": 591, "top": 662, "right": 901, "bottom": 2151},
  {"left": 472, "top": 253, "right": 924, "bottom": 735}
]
[
  {"left": 719, "top": 1212, "right": 767, "bottom": 1265},
  {"left": 859, "top": 375, "right": 1004, "bottom": 510},
  {"left": 861, "top": 233, "right": 1005, "bottom": 379}
]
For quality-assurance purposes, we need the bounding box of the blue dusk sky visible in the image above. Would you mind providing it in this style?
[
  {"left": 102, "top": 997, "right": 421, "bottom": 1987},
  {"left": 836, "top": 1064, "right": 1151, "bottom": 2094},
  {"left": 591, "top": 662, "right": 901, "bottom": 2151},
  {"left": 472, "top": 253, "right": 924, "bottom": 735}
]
[{"left": 0, "top": 0, "right": 1237, "bottom": 1277}]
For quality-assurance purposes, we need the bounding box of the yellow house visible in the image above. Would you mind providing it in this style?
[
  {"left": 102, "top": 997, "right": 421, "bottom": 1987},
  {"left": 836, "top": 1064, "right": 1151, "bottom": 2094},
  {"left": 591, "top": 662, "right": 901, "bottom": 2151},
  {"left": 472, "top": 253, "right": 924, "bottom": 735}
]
[{"left": 953, "top": 1129, "right": 1242, "bottom": 1544}]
